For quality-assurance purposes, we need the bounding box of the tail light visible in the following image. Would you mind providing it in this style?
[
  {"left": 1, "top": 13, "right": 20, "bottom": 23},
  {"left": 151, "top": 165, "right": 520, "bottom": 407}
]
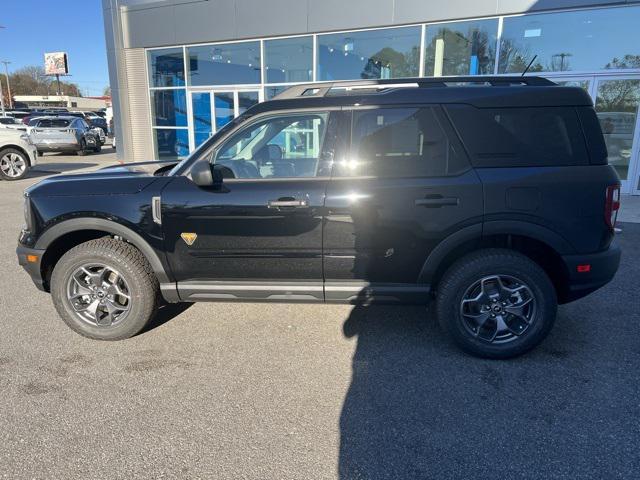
[{"left": 604, "top": 184, "right": 621, "bottom": 229}]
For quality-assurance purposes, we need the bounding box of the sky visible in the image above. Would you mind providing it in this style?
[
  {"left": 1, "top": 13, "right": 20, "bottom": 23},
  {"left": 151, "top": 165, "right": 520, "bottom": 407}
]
[{"left": 1, "top": 0, "right": 109, "bottom": 96}]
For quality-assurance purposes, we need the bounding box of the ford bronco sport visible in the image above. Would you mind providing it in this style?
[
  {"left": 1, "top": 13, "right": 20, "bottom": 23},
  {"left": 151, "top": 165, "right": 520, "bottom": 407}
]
[{"left": 17, "top": 77, "right": 621, "bottom": 358}]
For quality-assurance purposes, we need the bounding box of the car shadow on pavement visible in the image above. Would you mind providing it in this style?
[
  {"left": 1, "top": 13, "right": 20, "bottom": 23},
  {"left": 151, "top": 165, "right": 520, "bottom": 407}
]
[
  {"left": 338, "top": 226, "right": 639, "bottom": 480},
  {"left": 139, "top": 302, "right": 194, "bottom": 335}
]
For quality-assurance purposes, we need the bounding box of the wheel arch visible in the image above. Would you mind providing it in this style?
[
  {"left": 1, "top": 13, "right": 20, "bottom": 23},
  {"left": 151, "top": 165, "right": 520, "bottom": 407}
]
[
  {"left": 0, "top": 144, "right": 32, "bottom": 166},
  {"left": 36, "top": 218, "right": 172, "bottom": 290},
  {"left": 419, "top": 221, "right": 573, "bottom": 301}
]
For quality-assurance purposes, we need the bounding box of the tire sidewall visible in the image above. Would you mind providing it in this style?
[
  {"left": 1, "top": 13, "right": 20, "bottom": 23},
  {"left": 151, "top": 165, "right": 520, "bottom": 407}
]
[
  {"left": 51, "top": 246, "right": 154, "bottom": 340},
  {"left": 437, "top": 251, "right": 557, "bottom": 358}
]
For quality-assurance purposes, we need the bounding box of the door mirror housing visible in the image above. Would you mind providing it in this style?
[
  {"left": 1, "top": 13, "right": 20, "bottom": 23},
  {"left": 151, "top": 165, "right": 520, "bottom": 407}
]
[
  {"left": 192, "top": 160, "right": 212, "bottom": 186},
  {"left": 191, "top": 160, "right": 227, "bottom": 188}
]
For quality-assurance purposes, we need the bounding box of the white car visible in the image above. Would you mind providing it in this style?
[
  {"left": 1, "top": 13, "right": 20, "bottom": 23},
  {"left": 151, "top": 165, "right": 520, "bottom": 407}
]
[
  {"left": 0, "top": 116, "right": 27, "bottom": 132},
  {"left": 0, "top": 129, "right": 38, "bottom": 180}
]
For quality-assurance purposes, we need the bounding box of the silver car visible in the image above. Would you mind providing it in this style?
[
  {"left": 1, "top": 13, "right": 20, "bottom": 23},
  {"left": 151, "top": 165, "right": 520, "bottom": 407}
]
[{"left": 29, "top": 116, "right": 101, "bottom": 155}]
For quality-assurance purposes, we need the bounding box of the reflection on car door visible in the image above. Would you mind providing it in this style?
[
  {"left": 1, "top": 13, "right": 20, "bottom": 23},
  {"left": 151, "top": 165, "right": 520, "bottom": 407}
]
[
  {"left": 161, "top": 110, "right": 344, "bottom": 302},
  {"left": 323, "top": 106, "right": 483, "bottom": 303}
]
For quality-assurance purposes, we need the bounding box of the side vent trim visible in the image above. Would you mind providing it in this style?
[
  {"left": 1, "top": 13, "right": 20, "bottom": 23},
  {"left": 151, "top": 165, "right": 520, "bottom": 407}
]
[{"left": 152, "top": 196, "right": 162, "bottom": 225}]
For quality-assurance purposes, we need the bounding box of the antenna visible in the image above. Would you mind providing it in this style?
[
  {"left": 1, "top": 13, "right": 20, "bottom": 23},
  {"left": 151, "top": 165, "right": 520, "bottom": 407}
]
[{"left": 521, "top": 55, "right": 538, "bottom": 77}]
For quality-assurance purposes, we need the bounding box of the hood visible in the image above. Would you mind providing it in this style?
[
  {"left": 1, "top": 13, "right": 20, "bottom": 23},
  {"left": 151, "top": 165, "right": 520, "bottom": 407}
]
[{"left": 26, "top": 160, "right": 179, "bottom": 197}]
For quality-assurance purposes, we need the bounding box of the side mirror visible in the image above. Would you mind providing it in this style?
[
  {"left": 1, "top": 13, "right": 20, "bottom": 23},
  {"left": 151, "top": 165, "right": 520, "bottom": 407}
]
[{"left": 191, "top": 160, "right": 224, "bottom": 188}]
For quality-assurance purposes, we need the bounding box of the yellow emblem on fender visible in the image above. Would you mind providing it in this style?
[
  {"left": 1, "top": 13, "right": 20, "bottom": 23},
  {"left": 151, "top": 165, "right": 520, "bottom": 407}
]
[{"left": 181, "top": 232, "right": 198, "bottom": 246}]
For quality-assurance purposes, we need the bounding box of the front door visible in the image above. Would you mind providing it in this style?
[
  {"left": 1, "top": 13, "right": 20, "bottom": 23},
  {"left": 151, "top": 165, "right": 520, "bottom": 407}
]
[
  {"left": 547, "top": 74, "right": 640, "bottom": 194},
  {"left": 188, "top": 89, "right": 262, "bottom": 152},
  {"left": 323, "top": 106, "right": 483, "bottom": 303},
  {"left": 161, "top": 109, "right": 339, "bottom": 302}
]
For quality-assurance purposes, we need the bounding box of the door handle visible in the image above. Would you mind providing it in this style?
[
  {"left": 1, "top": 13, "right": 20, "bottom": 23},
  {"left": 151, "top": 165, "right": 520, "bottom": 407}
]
[
  {"left": 268, "top": 198, "right": 309, "bottom": 208},
  {"left": 415, "top": 196, "right": 459, "bottom": 207}
]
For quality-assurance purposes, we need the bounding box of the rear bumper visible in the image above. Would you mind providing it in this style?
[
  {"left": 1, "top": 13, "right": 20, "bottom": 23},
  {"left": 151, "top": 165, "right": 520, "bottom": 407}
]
[
  {"left": 561, "top": 243, "right": 621, "bottom": 303},
  {"left": 34, "top": 142, "right": 81, "bottom": 152},
  {"left": 16, "top": 244, "right": 47, "bottom": 292}
]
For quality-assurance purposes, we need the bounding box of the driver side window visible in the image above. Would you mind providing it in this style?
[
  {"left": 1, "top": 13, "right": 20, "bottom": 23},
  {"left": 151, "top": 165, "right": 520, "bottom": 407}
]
[{"left": 214, "top": 113, "right": 328, "bottom": 179}]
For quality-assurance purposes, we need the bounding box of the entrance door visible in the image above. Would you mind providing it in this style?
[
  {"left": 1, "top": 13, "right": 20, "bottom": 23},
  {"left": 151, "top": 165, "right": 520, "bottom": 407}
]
[
  {"left": 188, "top": 89, "right": 262, "bottom": 152},
  {"left": 546, "top": 75, "right": 640, "bottom": 194}
]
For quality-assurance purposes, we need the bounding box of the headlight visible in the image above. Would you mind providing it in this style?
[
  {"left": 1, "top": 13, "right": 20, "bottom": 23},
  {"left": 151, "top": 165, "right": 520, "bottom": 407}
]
[{"left": 23, "top": 194, "right": 33, "bottom": 231}]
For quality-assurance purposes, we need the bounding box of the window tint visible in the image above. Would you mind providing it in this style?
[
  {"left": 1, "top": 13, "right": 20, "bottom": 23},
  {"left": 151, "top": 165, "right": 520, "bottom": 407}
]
[
  {"left": 341, "top": 107, "right": 466, "bottom": 178},
  {"left": 151, "top": 89, "right": 187, "bottom": 127},
  {"left": 37, "top": 119, "right": 71, "bottom": 128},
  {"left": 446, "top": 105, "right": 588, "bottom": 167},
  {"left": 188, "top": 42, "right": 261, "bottom": 86},
  {"left": 264, "top": 36, "right": 313, "bottom": 84},
  {"left": 214, "top": 113, "right": 329, "bottom": 179},
  {"left": 424, "top": 19, "right": 498, "bottom": 76},
  {"left": 499, "top": 6, "right": 640, "bottom": 73},
  {"left": 317, "top": 27, "right": 421, "bottom": 81},
  {"left": 148, "top": 48, "right": 185, "bottom": 87}
]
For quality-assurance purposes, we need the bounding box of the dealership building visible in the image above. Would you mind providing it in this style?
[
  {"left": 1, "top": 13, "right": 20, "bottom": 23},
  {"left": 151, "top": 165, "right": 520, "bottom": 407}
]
[{"left": 102, "top": 0, "right": 640, "bottom": 195}]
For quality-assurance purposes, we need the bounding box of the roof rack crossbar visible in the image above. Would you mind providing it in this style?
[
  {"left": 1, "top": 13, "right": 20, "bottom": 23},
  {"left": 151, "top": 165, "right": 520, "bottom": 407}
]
[{"left": 272, "top": 76, "right": 555, "bottom": 100}]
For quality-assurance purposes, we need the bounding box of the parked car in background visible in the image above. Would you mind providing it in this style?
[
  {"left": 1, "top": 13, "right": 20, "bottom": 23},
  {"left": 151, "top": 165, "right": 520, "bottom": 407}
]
[
  {"left": 0, "top": 128, "right": 37, "bottom": 180},
  {"left": 85, "top": 113, "right": 109, "bottom": 136},
  {"left": 29, "top": 116, "right": 101, "bottom": 155},
  {"left": 0, "top": 116, "right": 27, "bottom": 131}
]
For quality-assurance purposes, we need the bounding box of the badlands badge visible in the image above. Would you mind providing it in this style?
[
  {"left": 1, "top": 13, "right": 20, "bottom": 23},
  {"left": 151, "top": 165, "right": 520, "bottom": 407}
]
[{"left": 181, "top": 232, "right": 197, "bottom": 246}]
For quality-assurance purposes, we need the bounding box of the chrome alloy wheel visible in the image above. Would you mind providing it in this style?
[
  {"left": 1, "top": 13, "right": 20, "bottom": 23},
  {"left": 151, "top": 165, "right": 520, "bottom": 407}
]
[
  {"left": 66, "top": 264, "right": 131, "bottom": 327},
  {"left": 0, "top": 152, "right": 27, "bottom": 178},
  {"left": 460, "top": 275, "right": 537, "bottom": 344}
]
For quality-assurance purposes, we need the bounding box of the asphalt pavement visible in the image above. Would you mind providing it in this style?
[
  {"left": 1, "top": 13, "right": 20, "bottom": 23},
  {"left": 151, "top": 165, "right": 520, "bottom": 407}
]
[{"left": 0, "top": 149, "right": 638, "bottom": 479}]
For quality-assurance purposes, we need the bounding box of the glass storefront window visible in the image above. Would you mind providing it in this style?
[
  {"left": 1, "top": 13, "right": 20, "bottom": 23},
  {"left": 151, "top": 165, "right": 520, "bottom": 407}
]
[
  {"left": 595, "top": 79, "right": 640, "bottom": 181},
  {"left": 154, "top": 128, "right": 190, "bottom": 160},
  {"left": 187, "top": 42, "right": 261, "bottom": 86},
  {"left": 424, "top": 19, "right": 498, "bottom": 76},
  {"left": 264, "top": 37, "right": 313, "bottom": 84},
  {"left": 191, "top": 92, "right": 212, "bottom": 148},
  {"left": 265, "top": 86, "right": 288, "bottom": 100},
  {"left": 317, "top": 26, "right": 421, "bottom": 81},
  {"left": 151, "top": 89, "right": 187, "bottom": 127},
  {"left": 148, "top": 48, "right": 185, "bottom": 87},
  {"left": 499, "top": 6, "right": 640, "bottom": 73}
]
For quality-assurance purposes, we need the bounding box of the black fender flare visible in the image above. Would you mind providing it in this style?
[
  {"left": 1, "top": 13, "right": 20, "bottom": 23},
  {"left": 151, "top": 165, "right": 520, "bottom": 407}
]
[
  {"left": 35, "top": 218, "right": 172, "bottom": 284},
  {"left": 418, "top": 221, "right": 573, "bottom": 284}
]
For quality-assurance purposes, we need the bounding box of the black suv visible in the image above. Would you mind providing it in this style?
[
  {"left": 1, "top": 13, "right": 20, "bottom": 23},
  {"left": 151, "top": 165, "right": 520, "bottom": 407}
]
[{"left": 16, "top": 77, "right": 621, "bottom": 358}]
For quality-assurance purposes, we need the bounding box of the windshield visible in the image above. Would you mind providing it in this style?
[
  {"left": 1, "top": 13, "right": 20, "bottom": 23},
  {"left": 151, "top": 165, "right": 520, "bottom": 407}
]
[{"left": 168, "top": 112, "right": 253, "bottom": 176}]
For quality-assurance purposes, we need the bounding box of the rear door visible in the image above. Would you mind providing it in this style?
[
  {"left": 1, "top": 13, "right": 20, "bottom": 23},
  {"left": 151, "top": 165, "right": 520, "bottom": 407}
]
[{"left": 323, "top": 105, "right": 483, "bottom": 303}]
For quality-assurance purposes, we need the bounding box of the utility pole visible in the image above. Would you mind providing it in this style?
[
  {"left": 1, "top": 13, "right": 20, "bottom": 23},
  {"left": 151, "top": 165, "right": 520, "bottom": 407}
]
[
  {"left": 0, "top": 26, "right": 5, "bottom": 115},
  {"left": 1, "top": 61, "right": 12, "bottom": 109}
]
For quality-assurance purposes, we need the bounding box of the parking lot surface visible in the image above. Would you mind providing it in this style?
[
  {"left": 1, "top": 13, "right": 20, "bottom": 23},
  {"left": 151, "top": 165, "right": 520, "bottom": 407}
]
[{"left": 1, "top": 151, "right": 639, "bottom": 479}]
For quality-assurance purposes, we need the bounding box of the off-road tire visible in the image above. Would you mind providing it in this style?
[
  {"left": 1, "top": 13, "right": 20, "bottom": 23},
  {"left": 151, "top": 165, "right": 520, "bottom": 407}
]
[
  {"left": 436, "top": 248, "right": 557, "bottom": 359},
  {"left": 51, "top": 238, "right": 159, "bottom": 340}
]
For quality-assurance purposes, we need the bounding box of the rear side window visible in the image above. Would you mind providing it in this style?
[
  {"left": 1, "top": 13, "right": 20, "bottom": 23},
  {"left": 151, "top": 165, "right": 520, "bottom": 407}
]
[
  {"left": 36, "top": 119, "right": 71, "bottom": 128},
  {"left": 446, "top": 105, "right": 588, "bottom": 167},
  {"left": 340, "top": 107, "right": 468, "bottom": 178}
]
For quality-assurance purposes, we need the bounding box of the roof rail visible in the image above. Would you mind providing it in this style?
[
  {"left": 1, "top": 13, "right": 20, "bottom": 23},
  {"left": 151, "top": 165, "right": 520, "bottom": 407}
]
[{"left": 272, "top": 76, "right": 555, "bottom": 100}]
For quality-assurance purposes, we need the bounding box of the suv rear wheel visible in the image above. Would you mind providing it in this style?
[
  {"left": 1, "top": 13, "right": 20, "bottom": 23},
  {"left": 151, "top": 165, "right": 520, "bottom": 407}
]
[
  {"left": 436, "top": 249, "right": 557, "bottom": 359},
  {"left": 51, "top": 238, "right": 159, "bottom": 340},
  {"left": 0, "top": 148, "right": 30, "bottom": 180}
]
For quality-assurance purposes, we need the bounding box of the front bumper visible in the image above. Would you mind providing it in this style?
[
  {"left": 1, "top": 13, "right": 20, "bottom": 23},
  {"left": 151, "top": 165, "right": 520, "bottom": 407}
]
[
  {"left": 561, "top": 242, "right": 621, "bottom": 303},
  {"left": 17, "top": 244, "right": 47, "bottom": 291}
]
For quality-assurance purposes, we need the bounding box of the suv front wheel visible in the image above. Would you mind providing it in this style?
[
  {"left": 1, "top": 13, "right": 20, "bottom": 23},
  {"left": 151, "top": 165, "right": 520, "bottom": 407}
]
[
  {"left": 436, "top": 249, "right": 557, "bottom": 359},
  {"left": 51, "top": 238, "right": 159, "bottom": 340}
]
